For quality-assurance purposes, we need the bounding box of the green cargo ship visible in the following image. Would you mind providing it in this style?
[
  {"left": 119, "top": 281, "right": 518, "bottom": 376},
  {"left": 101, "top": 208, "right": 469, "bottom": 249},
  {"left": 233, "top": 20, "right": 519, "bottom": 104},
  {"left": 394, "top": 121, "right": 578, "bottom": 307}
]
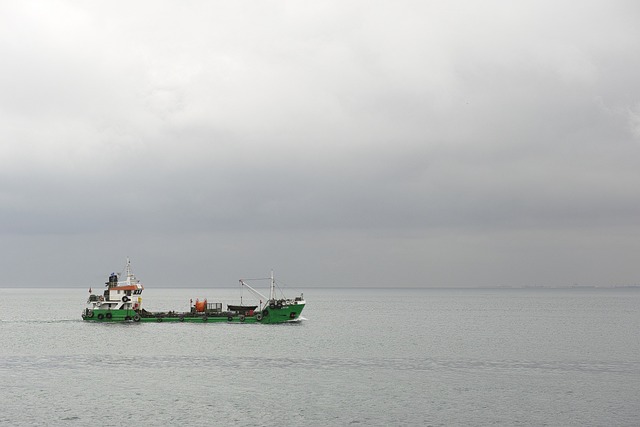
[{"left": 81, "top": 259, "right": 305, "bottom": 324}]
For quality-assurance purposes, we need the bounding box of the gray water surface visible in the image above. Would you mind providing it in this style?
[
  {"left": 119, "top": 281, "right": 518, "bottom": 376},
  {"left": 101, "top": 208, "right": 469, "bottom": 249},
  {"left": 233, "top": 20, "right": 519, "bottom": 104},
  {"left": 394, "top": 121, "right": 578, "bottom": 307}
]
[{"left": 1, "top": 287, "right": 639, "bottom": 426}]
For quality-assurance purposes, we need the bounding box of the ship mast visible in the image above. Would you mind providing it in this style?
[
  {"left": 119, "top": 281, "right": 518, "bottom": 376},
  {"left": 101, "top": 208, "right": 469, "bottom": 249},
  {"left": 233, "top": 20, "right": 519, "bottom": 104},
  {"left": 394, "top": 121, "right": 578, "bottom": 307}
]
[
  {"left": 123, "top": 257, "right": 136, "bottom": 286},
  {"left": 270, "top": 270, "right": 275, "bottom": 301}
]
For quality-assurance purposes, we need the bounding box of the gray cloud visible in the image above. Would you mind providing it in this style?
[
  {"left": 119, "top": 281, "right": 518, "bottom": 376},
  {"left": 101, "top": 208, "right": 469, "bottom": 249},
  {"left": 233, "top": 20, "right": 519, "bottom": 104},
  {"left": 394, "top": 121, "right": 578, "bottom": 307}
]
[{"left": 2, "top": 1, "right": 640, "bottom": 287}]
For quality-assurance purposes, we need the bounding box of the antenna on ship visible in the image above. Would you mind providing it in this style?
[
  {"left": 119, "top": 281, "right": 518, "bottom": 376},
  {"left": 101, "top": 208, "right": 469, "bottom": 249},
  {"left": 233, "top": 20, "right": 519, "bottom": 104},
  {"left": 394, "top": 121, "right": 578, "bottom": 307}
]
[
  {"left": 122, "top": 257, "right": 136, "bottom": 286},
  {"left": 270, "top": 269, "right": 275, "bottom": 301}
]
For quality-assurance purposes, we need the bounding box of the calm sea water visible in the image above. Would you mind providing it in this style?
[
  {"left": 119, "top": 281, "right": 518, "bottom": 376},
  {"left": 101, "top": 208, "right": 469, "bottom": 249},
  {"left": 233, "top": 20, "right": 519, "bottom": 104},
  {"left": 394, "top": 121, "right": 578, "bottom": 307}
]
[{"left": 1, "top": 287, "right": 639, "bottom": 426}]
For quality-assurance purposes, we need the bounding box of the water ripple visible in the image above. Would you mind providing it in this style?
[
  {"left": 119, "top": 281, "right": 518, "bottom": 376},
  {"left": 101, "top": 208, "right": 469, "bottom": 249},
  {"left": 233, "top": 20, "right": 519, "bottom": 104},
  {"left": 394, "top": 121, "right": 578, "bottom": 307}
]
[{"left": 1, "top": 354, "right": 638, "bottom": 375}]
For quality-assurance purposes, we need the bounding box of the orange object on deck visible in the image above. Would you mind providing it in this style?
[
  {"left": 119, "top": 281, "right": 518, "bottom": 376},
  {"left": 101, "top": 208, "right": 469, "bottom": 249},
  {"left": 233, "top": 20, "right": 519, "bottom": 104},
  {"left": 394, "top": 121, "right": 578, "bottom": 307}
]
[{"left": 195, "top": 299, "right": 207, "bottom": 312}]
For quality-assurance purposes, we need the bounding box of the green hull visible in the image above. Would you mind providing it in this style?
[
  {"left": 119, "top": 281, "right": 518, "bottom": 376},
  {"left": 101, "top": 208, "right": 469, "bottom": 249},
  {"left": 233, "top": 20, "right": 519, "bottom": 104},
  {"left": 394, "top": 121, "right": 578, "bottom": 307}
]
[{"left": 82, "top": 304, "right": 305, "bottom": 324}]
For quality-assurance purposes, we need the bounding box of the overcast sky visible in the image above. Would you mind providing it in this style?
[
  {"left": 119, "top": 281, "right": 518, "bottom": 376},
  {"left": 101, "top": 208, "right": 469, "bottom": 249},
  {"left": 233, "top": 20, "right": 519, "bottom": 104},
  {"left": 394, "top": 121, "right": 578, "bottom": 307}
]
[{"left": 1, "top": 1, "right": 640, "bottom": 288}]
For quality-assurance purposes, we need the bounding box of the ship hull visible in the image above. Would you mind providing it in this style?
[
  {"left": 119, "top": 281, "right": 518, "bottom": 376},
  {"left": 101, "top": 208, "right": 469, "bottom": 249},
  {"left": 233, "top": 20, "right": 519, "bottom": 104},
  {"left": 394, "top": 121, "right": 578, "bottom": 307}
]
[{"left": 82, "top": 304, "right": 305, "bottom": 324}]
